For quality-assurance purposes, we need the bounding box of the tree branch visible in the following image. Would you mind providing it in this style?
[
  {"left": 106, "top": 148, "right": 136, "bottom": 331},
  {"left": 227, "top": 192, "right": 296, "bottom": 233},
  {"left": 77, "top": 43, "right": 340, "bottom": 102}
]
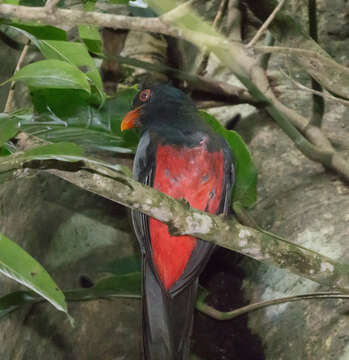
[
  {"left": 4, "top": 134, "right": 349, "bottom": 293},
  {"left": 27, "top": 165, "right": 349, "bottom": 292},
  {"left": 197, "top": 290, "right": 349, "bottom": 320},
  {"left": 245, "top": 0, "right": 349, "bottom": 101},
  {"left": 0, "top": 4, "right": 225, "bottom": 46},
  {"left": 246, "top": 0, "right": 285, "bottom": 48},
  {"left": 280, "top": 69, "right": 349, "bottom": 107},
  {"left": 44, "top": 0, "right": 60, "bottom": 14},
  {"left": 255, "top": 46, "right": 349, "bottom": 101},
  {"left": 115, "top": 55, "right": 254, "bottom": 105},
  {"left": 4, "top": 40, "right": 30, "bottom": 113},
  {"left": 196, "top": 0, "right": 228, "bottom": 76}
]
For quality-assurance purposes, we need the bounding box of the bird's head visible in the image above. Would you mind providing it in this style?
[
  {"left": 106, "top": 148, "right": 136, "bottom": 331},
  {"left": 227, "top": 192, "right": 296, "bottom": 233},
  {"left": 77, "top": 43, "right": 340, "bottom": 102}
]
[{"left": 121, "top": 84, "right": 196, "bottom": 132}]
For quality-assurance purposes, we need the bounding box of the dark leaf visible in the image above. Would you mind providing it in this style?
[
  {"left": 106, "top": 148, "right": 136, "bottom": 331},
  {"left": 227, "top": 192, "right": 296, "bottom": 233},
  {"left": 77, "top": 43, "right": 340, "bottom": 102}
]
[
  {"left": 19, "top": 87, "right": 139, "bottom": 153},
  {"left": 99, "top": 256, "right": 142, "bottom": 275},
  {"left": 5, "top": 22, "right": 67, "bottom": 40},
  {"left": 78, "top": 24, "right": 102, "bottom": 55},
  {"left": 0, "top": 291, "right": 37, "bottom": 319},
  {"left": 0, "top": 232, "right": 67, "bottom": 314},
  {"left": 0, "top": 272, "right": 141, "bottom": 320},
  {"left": 22, "top": 142, "right": 84, "bottom": 160},
  {"left": 12, "top": 59, "right": 91, "bottom": 93},
  {"left": 34, "top": 40, "right": 105, "bottom": 105},
  {"left": 0, "top": 114, "right": 18, "bottom": 148},
  {"left": 109, "top": 0, "right": 129, "bottom": 4},
  {"left": 94, "top": 273, "right": 141, "bottom": 295}
]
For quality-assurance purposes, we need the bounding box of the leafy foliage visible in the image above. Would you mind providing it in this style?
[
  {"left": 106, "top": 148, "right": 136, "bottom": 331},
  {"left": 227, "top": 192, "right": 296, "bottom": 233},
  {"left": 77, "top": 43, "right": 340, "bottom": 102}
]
[
  {"left": 12, "top": 59, "right": 91, "bottom": 93},
  {"left": 78, "top": 24, "right": 102, "bottom": 56},
  {"left": 0, "top": 291, "right": 37, "bottom": 319},
  {"left": 15, "top": 87, "right": 139, "bottom": 153},
  {"left": 4, "top": 22, "right": 67, "bottom": 40},
  {"left": 100, "top": 255, "right": 142, "bottom": 275},
  {"left": 0, "top": 141, "right": 85, "bottom": 185},
  {"left": 0, "top": 20, "right": 139, "bottom": 153},
  {"left": 0, "top": 256, "right": 142, "bottom": 320},
  {"left": 5, "top": 21, "right": 106, "bottom": 105},
  {"left": 0, "top": 232, "right": 67, "bottom": 314},
  {"left": 0, "top": 114, "right": 18, "bottom": 148}
]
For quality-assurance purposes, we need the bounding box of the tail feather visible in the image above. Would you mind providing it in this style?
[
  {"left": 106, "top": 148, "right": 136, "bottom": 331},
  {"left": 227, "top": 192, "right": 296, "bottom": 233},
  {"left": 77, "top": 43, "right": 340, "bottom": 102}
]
[{"left": 142, "top": 258, "right": 198, "bottom": 360}]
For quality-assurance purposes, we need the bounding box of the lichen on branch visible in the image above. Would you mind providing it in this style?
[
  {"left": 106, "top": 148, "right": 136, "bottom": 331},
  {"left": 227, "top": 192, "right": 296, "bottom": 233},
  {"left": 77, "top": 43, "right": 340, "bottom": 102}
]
[{"left": 3, "top": 137, "right": 349, "bottom": 294}]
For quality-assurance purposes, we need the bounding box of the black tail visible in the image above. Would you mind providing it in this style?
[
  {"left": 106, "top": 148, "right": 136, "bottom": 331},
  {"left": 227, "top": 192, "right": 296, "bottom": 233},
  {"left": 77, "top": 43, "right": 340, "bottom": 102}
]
[{"left": 142, "top": 258, "right": 198, "bottom": 360}]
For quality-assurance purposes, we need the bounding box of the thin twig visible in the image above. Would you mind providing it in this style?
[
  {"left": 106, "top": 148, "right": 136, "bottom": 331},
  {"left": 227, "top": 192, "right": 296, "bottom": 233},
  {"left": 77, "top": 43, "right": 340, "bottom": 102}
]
[
  {"left": 232, "top": 201, "right": 260, "bottom": 229},
  {"left": 44, "top": 0, "right": 60, "bottom": 14},
  {"left": 258, "top": 31, "right": 274, "bottom": 70},
  {"left": 114, "top": 55, "right": 254, "bottom": 104},
  {"left": 212, "top": 0, "right": 227, "bottom": 28},
  {"left": 308, "top": 0, "right": 325, "bottom": 127},
  {"left": 0, "top": 4, "right": 229, "bottom": 48},
  {"left": 197, "top": 290, "right": 349, "bottom": 320},
  {"left": 4, "top": 40, "right": 30, "bottom": 113},
  {"left": 247, "top": 0, "right": 286, "bottom": 48},
  {"left": 254, "top": 45, "right": 349, "bottom": 100},
  {"left": 280, "top": 69, "right": 349, "bottom": 107},
  {"left": 196, "top": 0, "right": 227, "bottom": 75}
]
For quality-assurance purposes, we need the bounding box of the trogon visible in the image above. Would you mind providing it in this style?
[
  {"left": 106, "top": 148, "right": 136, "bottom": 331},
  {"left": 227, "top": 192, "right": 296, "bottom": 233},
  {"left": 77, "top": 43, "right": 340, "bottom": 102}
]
[{"left": 121, "top": 84, "right": 235, "bottom": 360}]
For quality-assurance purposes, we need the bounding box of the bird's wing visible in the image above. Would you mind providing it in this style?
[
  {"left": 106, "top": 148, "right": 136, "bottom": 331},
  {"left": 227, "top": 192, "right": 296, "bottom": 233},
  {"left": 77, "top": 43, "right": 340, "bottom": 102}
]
[
  {"left": 131, "top": 131, "right": 157, "bottom": 268},
  {"left": 170, "top": 140, "right": 235, "bottom": 296}
]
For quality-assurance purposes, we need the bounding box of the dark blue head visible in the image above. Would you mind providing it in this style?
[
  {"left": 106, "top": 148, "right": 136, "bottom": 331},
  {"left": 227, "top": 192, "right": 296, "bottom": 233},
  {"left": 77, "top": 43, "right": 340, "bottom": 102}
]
[{"left": 121, "top": 84, "right": 197, "bottom": 132}]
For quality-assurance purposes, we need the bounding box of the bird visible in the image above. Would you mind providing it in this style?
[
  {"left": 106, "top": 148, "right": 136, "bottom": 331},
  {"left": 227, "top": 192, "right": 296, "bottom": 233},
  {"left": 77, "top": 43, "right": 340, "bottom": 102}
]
[{"left": 121, "top": 84, "right": 235, "bottom": 360}]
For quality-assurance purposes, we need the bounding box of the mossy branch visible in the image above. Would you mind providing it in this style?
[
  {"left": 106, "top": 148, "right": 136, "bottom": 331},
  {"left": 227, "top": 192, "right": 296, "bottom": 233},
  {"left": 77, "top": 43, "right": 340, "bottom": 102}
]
[{"left": 3, "top": 136, "right": 349, "bottom": 293}]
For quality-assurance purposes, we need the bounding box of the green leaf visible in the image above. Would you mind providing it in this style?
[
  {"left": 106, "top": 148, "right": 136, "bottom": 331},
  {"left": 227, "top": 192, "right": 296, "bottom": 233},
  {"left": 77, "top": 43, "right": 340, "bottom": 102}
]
[
  {"left": 2, "top": 0, "right": 19, "bottom": 4},
  {"left": 0, "top": 232, "right": 67, "bottom": 313},
  {"left": 0, "top": 142, "right": 84, "bottom": 171},
  {"left": 38, "top": 40, "right": 95, "bottom": 67},
  {"left": 0, "top": 142, "right": 84, "bottom": 185},
  {"left": 0, "top": 114, "right": 18, "bottom": 148},
  {"left": 100, "top": 256, "right": 141, "bottom": 275},
  {"left": 0, "top": 291, "right": 37, "bottom": 319},
  {"left": 78, "top": 25, "right": 102, "bottom": 55},
  {"left": 0, "top": 272, "right": 141, "bottom": 320},
  {"left": 82, "top": 0, "right": 96, "bottom": 11},
  {"left": 12, "top": 60, "right": 91, "bottom": 93},
  {"left": 200, "top": 111, "right": 258, "bottom": 208},
  {"left": 109, "top": 0, "right": 129, "bottom": 4},
  {"left": 19, "top": 87, "right": 139, "bottom": 153},
  {"left": 23, "top": 142, "right": 84, "bottom": 160},
  {"left": 20, "top": 0, "right": 46, "bottom": 6},
  {"left": 6, "top": 22, "right": 67, "bottom": 40},
  {"left": 36, "top": 40, "right": 106, "bottom": 105},
  {"left": 0, "top": 147, "right": 11, "bottom": 157},
  {"left": 94, "top": 273, "right": 141, "bottom": 295},
  {"left": 86, "top": 68, "right": 106, "bottom": 106}
]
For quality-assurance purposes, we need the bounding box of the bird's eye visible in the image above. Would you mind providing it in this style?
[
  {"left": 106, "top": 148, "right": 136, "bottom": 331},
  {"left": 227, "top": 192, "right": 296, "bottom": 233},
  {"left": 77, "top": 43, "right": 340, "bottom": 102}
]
[{"left": 139, "top": 89, "right": 151, "bottom": 102}]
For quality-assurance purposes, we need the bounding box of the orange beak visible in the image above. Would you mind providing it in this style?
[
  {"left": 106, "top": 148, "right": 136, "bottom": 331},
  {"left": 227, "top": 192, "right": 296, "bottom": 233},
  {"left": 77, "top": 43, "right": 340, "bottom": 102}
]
[{"left": 121, "top": 105, "right": 144, "bottom": 131}]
